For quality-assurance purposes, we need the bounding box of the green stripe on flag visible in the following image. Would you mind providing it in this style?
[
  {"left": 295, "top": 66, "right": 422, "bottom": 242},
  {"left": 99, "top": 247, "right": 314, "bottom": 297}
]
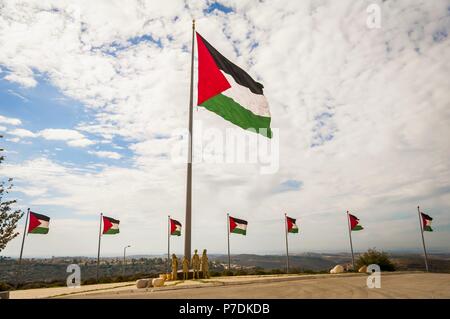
[
  {"left": 352, "top": 225, "right": 364, "bottom": 231},
  {"left": 29, "top": 227, "right": 49, "bottom": 234},
  {"left": 231, "top": 228, "right": 247, "bottom": 235},
  {"left": 201, "top": 94, "right": 272, "bottom": 138},
  {"left": 104, "top": 229, "right": 119, "bottom": 235}
]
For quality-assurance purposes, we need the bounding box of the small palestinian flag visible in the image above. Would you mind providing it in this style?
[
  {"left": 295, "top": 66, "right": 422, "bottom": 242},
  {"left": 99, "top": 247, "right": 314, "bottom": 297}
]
[
  {"left": 348, "top": 213, "right": 363, "bottom": 231},
  {"left": 103, "top": 216, "right": 120, "bottom": 235},
  {"left": 286, "top": 216, "right": 299, "bottom": 233},
  {"left": 28, "top": 211, "right": 50, "bottom": 234},
  {"left": 421, "top": 213, "right": 433, "bottom": 232},
  {"left": 229, "top": 216, "right": 248, "bottom": 235},
  {"left": 196, "top": 33, "right": 272, "bottom": 138},
  {"left": 170, "top": 218, "right": 182, "bottom": 236}
]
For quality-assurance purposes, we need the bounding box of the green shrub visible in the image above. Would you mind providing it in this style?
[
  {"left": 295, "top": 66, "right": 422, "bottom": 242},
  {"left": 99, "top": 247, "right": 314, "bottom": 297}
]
[
  {"left": 356, "top": 248, "right": 396, "bottom": 271},
  {"left": 0, "top": 282, "right": 13, "bottom": 291},
  {"left": 235, "top": 269, "right": 248, "bottom": 276},
  {"left": 223, "top": 270, "right": 234, "bottom": 276}
]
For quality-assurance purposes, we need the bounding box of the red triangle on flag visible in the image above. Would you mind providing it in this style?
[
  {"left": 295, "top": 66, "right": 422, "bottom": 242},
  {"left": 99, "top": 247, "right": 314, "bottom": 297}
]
[
  {"left": 28, "top": 212, "right": 41, "bottom": 233},
  {"left": 102, "top": 216, "right": 113, "bottom": 234},
  {"left": 196, "top": 32, "right": 231, "bottom": 105},
  {"left": 229, "top": 216, "right": 237, "bottom": 232}
]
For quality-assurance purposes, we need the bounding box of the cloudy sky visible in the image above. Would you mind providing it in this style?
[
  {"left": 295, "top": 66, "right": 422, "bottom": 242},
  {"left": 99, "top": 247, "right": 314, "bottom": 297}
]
[{"left": 0, "top": 0, "right": 449, "bottom": 257}]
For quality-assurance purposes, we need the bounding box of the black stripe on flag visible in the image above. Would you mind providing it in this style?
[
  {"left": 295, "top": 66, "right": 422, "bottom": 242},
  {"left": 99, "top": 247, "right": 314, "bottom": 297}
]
[
  {"left": 231, "top": 217, "right": 248, "bottom": 225},
  {"left": 105, "top": 216, "right": 120, "bottom": 224},
  {"left": 421, "top": 213, "right": 433, "bottom": 221},
  {"left": 30, "top": 211, "right": 50, "bottom": 221},
  {"left": 171, "top": 219, "right": 181, "bottom": 226},
  {"left": 197, "top": 33, "right": 264, "bottom": 95}
]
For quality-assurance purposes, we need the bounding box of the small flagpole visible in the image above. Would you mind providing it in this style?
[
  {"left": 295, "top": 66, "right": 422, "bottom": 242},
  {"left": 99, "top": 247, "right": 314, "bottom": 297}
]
[
  {"left": 18, "top": 208, "right": 30, "bottom": 266},
  {"left": 417, "top": 206, "right": 429, "bottom": 272},
  {"left": 168, "top": 215, "right": 171, "bottom": 273},
  {"left": 17, "top": 208, "right": 30, "bottom": 286},
  {"left": 184, "top": 19, "right": 195, "bottom": 261},
  {"left": 284, "top": 213, "right": 289, "bottom": 274},
  {"left": 96, "top": 213, "right": 103, "bottom": 282},
  {"left": 346, "top": 211, "right": 355, "bottom": 270},
  {"left": 227, "top": 213, "right": 231, "bottom": 271}
]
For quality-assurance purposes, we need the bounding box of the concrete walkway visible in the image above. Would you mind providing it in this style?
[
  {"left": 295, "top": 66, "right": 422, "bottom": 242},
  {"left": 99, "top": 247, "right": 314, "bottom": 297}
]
[
  {"left": 73, "top": 272, "right": 450, "bottom": 299},
  {"left": 9, "top": 272, "right": 450, "bottom": 299},
  {"left": 9, "top": 273, "right": 364, "bottom": 299},
  {"left": 9, "top": 281, "right": 136, "bottom": 299}
]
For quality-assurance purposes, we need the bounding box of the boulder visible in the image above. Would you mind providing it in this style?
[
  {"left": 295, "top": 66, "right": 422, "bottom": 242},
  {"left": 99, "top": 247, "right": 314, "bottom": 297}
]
[
  {"left": 358, "top": 265, "right": 367, "bottom": 273},
  {"left": 152, "top": 278, "right": 165, "bottom": 287},
  {"left": 136, "top": 279, "right": 150, "bottom": 289},
  {"left": 330, "top": 265, "right": 344, "bottom": 274}
]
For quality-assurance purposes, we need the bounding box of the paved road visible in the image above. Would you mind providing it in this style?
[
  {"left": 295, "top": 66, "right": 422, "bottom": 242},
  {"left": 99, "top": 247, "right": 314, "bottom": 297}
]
[{"left": 68, "top": 273, "right": 450, "bottom": 299}]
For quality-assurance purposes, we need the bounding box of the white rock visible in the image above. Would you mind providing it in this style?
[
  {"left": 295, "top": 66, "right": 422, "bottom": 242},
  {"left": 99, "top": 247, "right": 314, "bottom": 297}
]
[
  {"left": 152, "top": 278, "right": 165, "bottom": 287},
  {"left": 136, "top": 279, "right": 150, "bottom": 289},
  {"left": 330, "top": 265, "right": 344, "bottom": 274},
  {"left": 358, "top": 265, "right": 367, "bottom": 273}
]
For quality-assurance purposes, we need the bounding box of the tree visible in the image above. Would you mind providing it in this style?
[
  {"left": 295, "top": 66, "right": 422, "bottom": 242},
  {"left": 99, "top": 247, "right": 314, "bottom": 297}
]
[
  {"left": 356, "top": 248, "right": 396, "bottom": 271},
  {"left": 0, "top": 135, "right": 24, "bottom": 252}
]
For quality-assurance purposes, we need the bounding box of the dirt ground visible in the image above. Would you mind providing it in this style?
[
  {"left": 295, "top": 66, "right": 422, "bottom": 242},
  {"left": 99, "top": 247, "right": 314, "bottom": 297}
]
[{"left": 61, "top": 273, "right": 450, "bottom": 299}]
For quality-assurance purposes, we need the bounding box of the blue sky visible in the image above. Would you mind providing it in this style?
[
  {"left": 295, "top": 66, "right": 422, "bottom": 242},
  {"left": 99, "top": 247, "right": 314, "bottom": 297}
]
[{"left": 0, "top": 0, "right": 449, "bottom": 257}]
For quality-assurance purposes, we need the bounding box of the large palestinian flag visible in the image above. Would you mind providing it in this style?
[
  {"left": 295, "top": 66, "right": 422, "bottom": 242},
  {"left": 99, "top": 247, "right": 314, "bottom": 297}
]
[
  {"left": 28, "top": 212, "right": 50, "bottom": 234},
  {"left": 421, "top": 213, "right": 433, "bottom": 232},
  {"left": 286, "top": 216, "right": 299, "bottom": 233},
  {"left": 103, "top": 216, "right": 120, "bottom": 235},
  {"left": 196, "top": 33, "right": 272, "bottom": 138},
  {"left": 348, "top": 213, "right": 363, "bottom": 231},
  {"left": 229, "top": 216, "right": 248, "bottom": 235},
  {"left": 170, "top": 218, "right": 182, "bottom": 236}
]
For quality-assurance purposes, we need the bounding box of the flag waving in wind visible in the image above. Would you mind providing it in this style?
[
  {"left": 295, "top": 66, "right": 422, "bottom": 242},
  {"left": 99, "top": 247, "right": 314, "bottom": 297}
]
[
  {"left": 102, "top": 216, "right": 120, "bottom": 235},
  {"left": 421, "top": 213, "right": 433, "bottom": 232},
  {"left": 196, "top": 33, "right": 272, "bottom": 138},
  {"left": 348, "top": 214, "right": 363, "bottom": 231},
  {"left": 229, "top": 216, "right": 248, "bottom": 235},
  {"left": 286, "top": 216, "right": 299, "bottom": 233},
  {"left": 170, "top": 218, "right": 182, "bottom": 236},
  {"left": 28, "top": 212, "right": 50, "bottom": 234}
]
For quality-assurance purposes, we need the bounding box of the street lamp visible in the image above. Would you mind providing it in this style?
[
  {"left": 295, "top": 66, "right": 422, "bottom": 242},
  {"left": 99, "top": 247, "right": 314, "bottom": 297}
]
[{"left": 123, "top": 245, "right": 131, "bottom": 277}]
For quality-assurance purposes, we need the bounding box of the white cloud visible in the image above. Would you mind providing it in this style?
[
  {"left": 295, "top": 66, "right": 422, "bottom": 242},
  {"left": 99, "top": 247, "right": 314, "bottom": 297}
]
[
  {"left": 0, "top": 115, "right": 22, "bottom": 126},
  {"left": 1, "top": 0, "right": 449, "bottom": 256},
  {"left": 89, "top": 150, "right": 122, "bottom": 159},
  {"left": 0, "top": 125, "right": 6, "bottom": 131},
  {"left": 39, "top": 128, "right": 85, "bottom": 141},
  {"left": 39, "top": 128, "right": 95, "bottom": 148},
  {"left": 8, "top": 128, "right": 36, "bottom": 138},
  {"left": 66, "top": 138, "right": 95, "bottom": 148}
]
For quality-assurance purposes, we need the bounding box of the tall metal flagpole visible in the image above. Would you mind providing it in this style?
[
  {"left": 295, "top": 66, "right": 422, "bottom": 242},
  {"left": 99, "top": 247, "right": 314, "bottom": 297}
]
[
  {"left": 227, "top": 213, "right": 231, "bottom": 270},
  {"left": 284, "top": 213, "right": 290, "bottom": 274},
  {"left": 17, "top": 208, "right": 30, "bottom": 286},
  {"left": 346, "top": 211, "right": 355, "bottom": 270},
  {"left": 417, "top": 206, "right": 429, "bottom": 272},
  {"left": 168, "top": 215, "right": 171, "bottom": 272},
  {"left": 184, "top": 19, "right": 195, "bottom": 261},
  {"left": 18, "top": 208, "right": 30, "bottom": 266},
  {"left": 96, "top": 213, "right": 103, "bottom": 282}
]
